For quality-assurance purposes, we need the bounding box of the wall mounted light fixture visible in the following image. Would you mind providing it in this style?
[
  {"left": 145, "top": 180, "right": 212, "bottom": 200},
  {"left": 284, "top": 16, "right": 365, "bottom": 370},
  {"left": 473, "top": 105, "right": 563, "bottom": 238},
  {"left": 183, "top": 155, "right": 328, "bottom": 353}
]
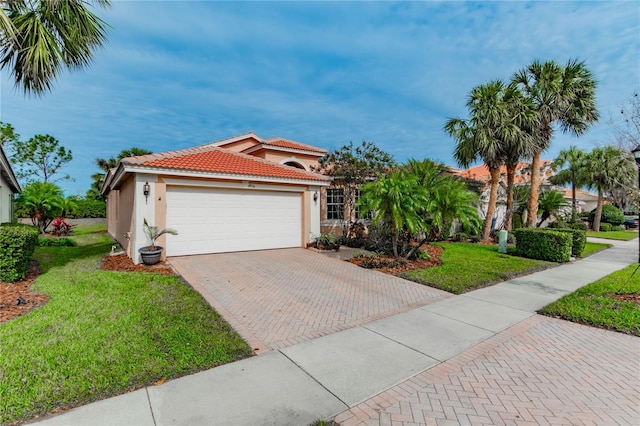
[
  {"left": 143, "top": 182, "right": 150, "bottom": 204},
  {"left": 313, "top": 191, "right": 319, "bottom": 202}
]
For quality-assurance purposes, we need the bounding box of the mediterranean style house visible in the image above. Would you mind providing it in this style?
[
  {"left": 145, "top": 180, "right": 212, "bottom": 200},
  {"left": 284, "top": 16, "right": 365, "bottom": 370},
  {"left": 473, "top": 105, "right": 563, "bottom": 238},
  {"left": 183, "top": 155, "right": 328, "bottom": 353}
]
[{"left": 101, "top": 132, "right": 334, "bottom": 263}]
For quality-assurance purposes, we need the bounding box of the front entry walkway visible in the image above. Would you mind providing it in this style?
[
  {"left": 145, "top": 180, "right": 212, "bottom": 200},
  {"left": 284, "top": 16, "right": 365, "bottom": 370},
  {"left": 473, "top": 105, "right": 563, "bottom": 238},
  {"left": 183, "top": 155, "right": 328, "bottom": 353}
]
[{"left": 169, "top": 248, "right": 449, "bottom": 353}]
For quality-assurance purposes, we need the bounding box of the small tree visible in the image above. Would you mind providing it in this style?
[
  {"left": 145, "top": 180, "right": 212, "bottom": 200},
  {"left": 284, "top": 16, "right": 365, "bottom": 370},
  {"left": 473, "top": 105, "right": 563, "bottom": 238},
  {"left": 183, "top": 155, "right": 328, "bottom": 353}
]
[
  {"left": 537, "top": 190, "right": 568, "bottom": 227},
  {"left": 16, "top": 181, "right": 64, "bottom": 233},
  {"left": 549, "top": 146, "right": 588, "bottom": 221},
  {"left": 10, "top": 134, "right": 72, "bottom": 183},
  {"left": 315, "top": 141, "right": 394, "bottom": 234},
  {"left": 584, "top": 146, "right": 635, "bottom": 231},
  {"left": 357, "top": 170, "right": 428, "bottom": 258}
]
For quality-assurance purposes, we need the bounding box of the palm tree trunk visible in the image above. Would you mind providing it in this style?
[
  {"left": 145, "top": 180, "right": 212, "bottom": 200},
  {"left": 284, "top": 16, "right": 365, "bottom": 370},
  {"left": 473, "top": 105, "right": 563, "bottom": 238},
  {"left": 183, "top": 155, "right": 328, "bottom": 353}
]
[
  {"left": 526, "top": 151, "right": 542, "bottom": 227},
  {"left": 483, "top": 167, "right": 500, "bottom": 240},
  {"left": 505, "top": 164, "right": 516, "bottom": 231},
  {"left": 571, "top": 184, "right": 577, "bottom": 222},
  {"left": 593, "top": 190, "right": 603, "bottom": 231},
  {"left": 391, "top": 226, "right": 399, "bottom": 257}
]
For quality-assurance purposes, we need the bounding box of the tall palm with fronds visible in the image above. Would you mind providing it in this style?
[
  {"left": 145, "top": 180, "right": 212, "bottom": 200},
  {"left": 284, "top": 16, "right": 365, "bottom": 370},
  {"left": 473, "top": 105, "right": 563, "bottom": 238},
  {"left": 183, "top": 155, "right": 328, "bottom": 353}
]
[
  {"left": 445, "top": 80, "right": 523, "bottom": 239},
  {"left": 512, "top": 59, "right": 599, "bottom": 227},
  {"left": 358, "top": 170, "right": 429, "bottom": 257},
  {"left": 583, "top": 146, "right": 635, "bottom": 231},
  {"left": 0, "top": 0, "right": 110, "bottom": 95},
  {"left": 549, "top": 146, "right": 588, "bottom": 221}
]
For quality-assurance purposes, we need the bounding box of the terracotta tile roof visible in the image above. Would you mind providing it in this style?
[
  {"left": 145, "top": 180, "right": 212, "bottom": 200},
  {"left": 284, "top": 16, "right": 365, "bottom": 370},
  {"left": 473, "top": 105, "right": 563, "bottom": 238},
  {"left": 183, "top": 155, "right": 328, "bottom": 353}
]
[
  {"left": 455, "top": 160, "right": 553, "bottom": 185},
  {"left": 263, "top": 137, "right": 327, "bottom": 154},
  {"left": 122, "top": 145, "right": 329, "bottom": 182}
]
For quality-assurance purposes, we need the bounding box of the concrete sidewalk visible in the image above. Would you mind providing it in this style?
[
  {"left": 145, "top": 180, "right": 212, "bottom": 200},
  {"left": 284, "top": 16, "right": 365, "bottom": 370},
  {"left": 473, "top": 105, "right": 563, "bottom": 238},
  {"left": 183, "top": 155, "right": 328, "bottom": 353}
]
[{"left": 32, "top": 238, "right": 639, "bottom": 425}]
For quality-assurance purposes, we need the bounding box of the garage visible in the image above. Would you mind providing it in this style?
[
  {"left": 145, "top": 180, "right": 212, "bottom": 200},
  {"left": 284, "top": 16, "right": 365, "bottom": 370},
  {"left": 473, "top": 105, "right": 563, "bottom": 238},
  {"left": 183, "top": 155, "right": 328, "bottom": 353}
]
[{"left": 165, "top": 186, "right": 303, "bottom": 256}]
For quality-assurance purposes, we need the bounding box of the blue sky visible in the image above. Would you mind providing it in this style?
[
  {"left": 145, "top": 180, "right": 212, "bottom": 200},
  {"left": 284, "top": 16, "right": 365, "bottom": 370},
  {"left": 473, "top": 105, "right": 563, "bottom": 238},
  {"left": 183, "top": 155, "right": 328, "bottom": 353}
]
[{"left": 1, "top": 0, "right": 639, "bottom": 196}]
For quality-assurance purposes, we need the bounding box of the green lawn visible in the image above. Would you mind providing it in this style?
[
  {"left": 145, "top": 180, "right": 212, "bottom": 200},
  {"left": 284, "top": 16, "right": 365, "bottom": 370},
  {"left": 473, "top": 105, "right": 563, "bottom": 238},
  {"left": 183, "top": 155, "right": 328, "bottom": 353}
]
[
  {"left": 0, "top": 225, "right": 252, "bottom": 424},
  {"left": 404, "top": 242, "right": 554, "bottom": 294},
  {"left": 539, "top": 264, "right": 640, "bottom": 336},
  {"left": 581, "top": 241, "right": 612, "bottom": 257},
  {"left": 587, "top": 230, "right": 638, "bottom": 241}
]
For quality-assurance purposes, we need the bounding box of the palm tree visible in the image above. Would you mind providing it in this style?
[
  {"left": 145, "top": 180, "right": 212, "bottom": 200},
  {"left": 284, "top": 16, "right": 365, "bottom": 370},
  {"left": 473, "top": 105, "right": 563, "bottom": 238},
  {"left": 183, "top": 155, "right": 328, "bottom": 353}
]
[
  {"left": 584, "top": 146, "right": 635, "bottom": 231},
  {"left": 405, "top": 158, "right": 481, "bottom": 240},
  {"left": 512, "top": 59, "right": 599, "bottom": 227},
  {"left": 445, "top": 80, "right": 522, "bottom": 239},
  {"left": 549, "top": 146, "right": 588, "bottom": 221},
  {"left": 537, "top": 190, "right": 568, "bottom": 226},
  {"left": 0, "top": 0, "right": 110, "bottom": 95},
  {"left": 357, "top": 170, "right": 429, "bottom": 258},
  {"left": 16, "top": 181, "right": 64, "bottom": 233}
]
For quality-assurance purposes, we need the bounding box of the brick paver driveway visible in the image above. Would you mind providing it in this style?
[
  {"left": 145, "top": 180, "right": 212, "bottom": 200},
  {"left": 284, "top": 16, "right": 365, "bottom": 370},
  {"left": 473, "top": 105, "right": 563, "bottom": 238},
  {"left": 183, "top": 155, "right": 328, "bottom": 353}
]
[
  {"left": 170, "top": 248, "right": 449, "bottom": 353},
  {"left": 335, "top": 315, "right": 640, "bottom": 425}
]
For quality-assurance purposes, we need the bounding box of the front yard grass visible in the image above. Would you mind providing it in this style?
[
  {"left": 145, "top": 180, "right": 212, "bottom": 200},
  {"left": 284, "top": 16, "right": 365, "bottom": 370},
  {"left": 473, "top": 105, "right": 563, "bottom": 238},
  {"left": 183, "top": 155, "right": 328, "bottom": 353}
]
[
  {"left": 404, "top": 242, "right": 554, "bottom": 294},
  {"left": 0, "top": 225, "right": 252, "bottom": 424},
  {"left": 539, "top": 264, "right": 640, "bottom": 336},
  {"left": 587, "top": 230, "right": 638, "bottom": 241}
]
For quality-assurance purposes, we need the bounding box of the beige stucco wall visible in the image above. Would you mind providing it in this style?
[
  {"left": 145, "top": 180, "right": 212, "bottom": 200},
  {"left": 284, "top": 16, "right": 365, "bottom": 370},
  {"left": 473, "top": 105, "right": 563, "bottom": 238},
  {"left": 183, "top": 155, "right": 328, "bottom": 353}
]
[
  {"left": 253, "top": 150, "right": 321, "bottom": 171},
  {"left": 219, "top": 138, "right": 260, "bottom": 153},
  {"left": 107, "top": 175, "right": 135, "bottom": 255}
]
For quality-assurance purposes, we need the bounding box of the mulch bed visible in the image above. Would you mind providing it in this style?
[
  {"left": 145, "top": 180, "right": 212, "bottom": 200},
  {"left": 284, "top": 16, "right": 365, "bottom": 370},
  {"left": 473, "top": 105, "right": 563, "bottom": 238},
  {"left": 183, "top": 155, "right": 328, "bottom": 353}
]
[
  {"left": 346, "top": 244, "right": 443, "bottom": 274},
  {"left": 608, "top": 294, "right": 640, "bottom": 304},
  {"left": 0, "top": 262, "right": 49, "bottom": 324},
  {"left": 101, "top": 253, "right": 175, "bottom": 275}
]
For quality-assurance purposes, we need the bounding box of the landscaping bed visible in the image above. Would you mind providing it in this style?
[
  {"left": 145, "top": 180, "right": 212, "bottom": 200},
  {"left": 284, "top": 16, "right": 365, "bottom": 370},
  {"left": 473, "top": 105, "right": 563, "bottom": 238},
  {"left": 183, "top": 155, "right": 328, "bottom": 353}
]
[
  {"left": 0, "top": 262, "right": 49, "bottom": 323},
  {"left": 101, "top": 253, "right": 174, "bottom": 275},
  {"left": 346, "top": 244, "right": 443, "bottom": 274}
]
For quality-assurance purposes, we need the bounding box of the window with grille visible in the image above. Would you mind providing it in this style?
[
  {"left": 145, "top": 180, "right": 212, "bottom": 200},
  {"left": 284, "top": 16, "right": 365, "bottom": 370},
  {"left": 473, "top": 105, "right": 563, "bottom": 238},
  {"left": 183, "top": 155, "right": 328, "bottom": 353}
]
[{"left": 326, "top": 188, "right": 344, "bottom": 220}]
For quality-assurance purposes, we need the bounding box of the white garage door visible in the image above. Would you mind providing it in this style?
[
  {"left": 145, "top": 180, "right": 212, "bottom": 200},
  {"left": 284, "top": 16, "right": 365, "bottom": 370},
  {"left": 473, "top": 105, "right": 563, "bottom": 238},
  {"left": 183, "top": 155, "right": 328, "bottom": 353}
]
[{"left": 165, "top": 186, "right": 302, "bottom": 256}]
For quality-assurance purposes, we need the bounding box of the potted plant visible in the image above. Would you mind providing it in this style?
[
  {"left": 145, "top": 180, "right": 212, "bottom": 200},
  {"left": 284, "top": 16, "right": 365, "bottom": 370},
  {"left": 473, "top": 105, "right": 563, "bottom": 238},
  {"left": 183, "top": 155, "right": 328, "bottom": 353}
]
[{"left": 138, "top": 218, "right": 178, "bottom": 265}]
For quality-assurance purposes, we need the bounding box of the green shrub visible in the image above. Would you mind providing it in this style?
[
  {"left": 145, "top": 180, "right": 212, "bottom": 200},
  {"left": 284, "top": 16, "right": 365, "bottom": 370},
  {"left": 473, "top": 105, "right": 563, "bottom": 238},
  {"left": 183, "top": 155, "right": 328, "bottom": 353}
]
[
  {"left": 599, "top": 223, "right": 612, "bottom": 232},
  {"left": 568, "top": 221, "right": 588, "bottom": 231},
  {"left": 360, "top": 258, "right": 407, "bottom": 269},
  {"left": 37, "top": 237, "right": 77, "bottom": 247},
  {"left": 547, "top": 221, "right": 566, "bottom": 229},
  {"left": 513, "top": 228, "right": 572, "bottom": 262},
  {"left": 551, "top": 228, "right": 587, "bottom": 257},
  {"left": 67, "top": 199, "right": 106, "bottom": 218},
  {"left": 0, "top": 224, "right": 39, "bottom": 282},
  {"left": 612, "top": 225, "right": 626, "bottom": 232},
  {"left": 590, "top": 205, "right": 625, "bottom": 226},
  {"left": 453, "top": 232, "right": 468, "bottom": 242}
]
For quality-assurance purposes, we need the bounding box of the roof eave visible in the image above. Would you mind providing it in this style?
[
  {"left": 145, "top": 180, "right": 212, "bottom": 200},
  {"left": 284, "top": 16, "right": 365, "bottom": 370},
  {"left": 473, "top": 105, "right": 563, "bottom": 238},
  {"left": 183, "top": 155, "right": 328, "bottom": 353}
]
[
  {"left": 0, "top": 146, "right": 21, "bottom": 193},
  {"left": 112, "top": 165, "right": 331, "bottom": 187}
]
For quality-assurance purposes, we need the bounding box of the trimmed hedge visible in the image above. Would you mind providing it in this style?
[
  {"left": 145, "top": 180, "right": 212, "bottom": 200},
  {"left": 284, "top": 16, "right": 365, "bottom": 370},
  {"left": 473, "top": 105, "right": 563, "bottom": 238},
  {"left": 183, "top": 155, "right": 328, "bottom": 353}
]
[
  {"left": 513, "top": 228, "right": 572, "bottom": 262},
  {"left": 551, "top": 228, "right": 587, "bottom": 257},
  {"left": 590, "top": 205, "right": 624, "bottom": 226},
  {"left": 0, "top": 224, "right": 39, "bottom": 282},
  {"left": 67, "top": 199, "right": 106, "bottom": 218},
  {"left": 600, "top": 223, "right": 612, "bottom": 232}
]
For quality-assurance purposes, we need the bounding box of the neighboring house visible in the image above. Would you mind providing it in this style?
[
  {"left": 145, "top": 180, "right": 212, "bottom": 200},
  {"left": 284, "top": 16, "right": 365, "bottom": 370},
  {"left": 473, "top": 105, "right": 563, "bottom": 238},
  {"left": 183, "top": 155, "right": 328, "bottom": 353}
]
[
  {"left": 0, "top": 144, "right": 21, "bottom": 223},
  {"left": 454, "top": 160, "right": 600, "bottom": 227},
  {"left": 101, "top": 132, "right": 330, "bottom": 264}
]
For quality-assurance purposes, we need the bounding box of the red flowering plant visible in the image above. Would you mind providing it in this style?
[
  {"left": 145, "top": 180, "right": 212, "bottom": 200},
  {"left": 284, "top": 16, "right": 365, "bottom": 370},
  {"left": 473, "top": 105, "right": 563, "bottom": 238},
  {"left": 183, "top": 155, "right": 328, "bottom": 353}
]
[{"left": 50, "top": 217, "right": 74, "bottom": 236}]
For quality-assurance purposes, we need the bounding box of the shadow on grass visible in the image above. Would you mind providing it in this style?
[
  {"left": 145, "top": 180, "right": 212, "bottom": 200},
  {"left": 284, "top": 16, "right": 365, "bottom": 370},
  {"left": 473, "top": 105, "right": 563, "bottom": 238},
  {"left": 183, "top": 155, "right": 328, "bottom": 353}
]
[{"left": 35, "top": 237, "right": 113, "bottom": 273}]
